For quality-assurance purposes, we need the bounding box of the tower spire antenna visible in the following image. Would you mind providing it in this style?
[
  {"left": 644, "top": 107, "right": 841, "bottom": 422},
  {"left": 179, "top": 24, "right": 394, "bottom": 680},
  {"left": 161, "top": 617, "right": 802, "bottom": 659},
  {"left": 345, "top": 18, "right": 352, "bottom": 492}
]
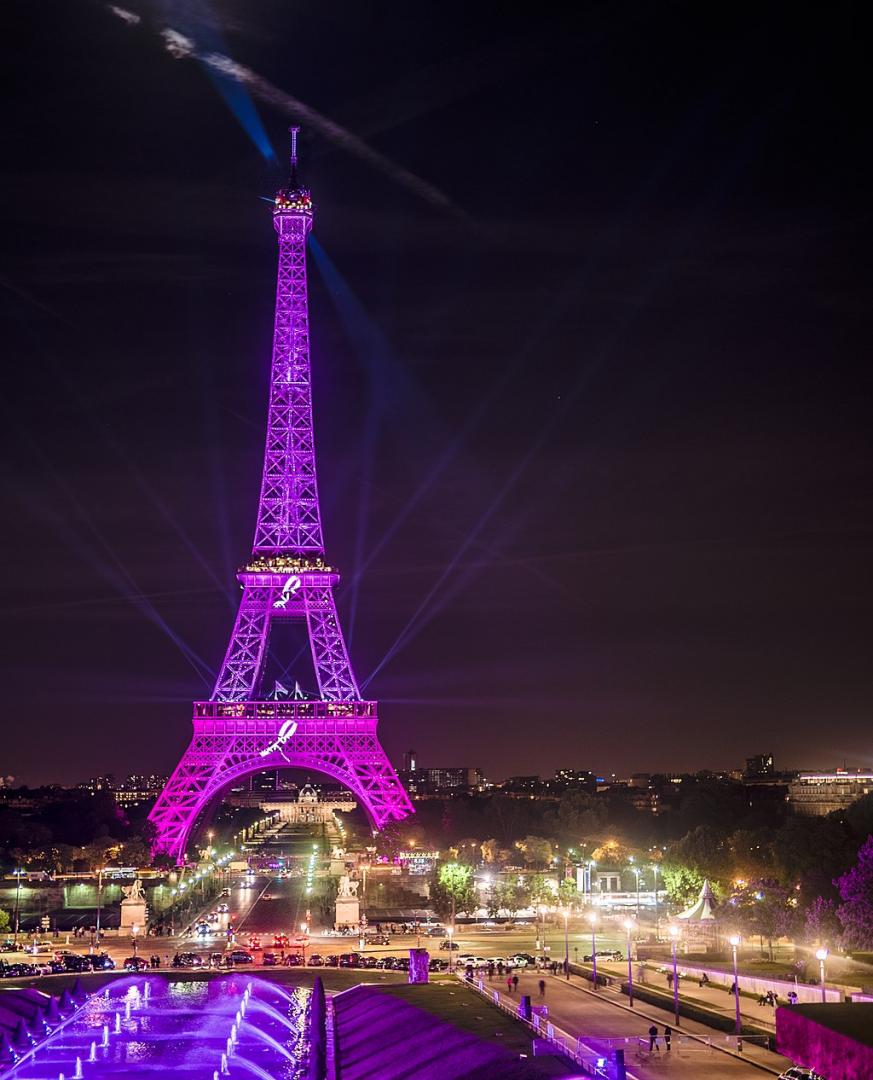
[{"left": 289, "top": 125, "right": 300, "bottom": 176}]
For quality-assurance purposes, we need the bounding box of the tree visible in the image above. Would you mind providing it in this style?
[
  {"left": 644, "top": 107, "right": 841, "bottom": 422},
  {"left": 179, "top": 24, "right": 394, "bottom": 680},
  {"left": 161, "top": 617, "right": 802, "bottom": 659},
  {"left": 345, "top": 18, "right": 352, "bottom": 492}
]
[
  {"left": 480, "top": 839, "right": 499, "bottom": 864},
  {"left": 732, "top": 880, "right": 798, "bottom": 959},
  {"left": 515, "top": 836, "right": 554, "bottom": 869},
  {"left": 666, "top": 825, "right": 731, "bottom": 883},
  {"left": 558, "top": 878, "right": 578, "bottom": 907},
  {"left": 804, "top": 896, "right": 842, "bottom": 948},
  {"left": 835, "top": 837, "right": 873, "bottom": 950},
  {"left": 0, "top": 909, "right": 9, "bottom": 935},
  {"left": 495, "top": 881, "right": 526, "bottom": 920},
  {"left": 526, "top": 873, "right": 553, "bottom": 906},
  {"left": 661, "top": 863, "right": 706, "bottom": 908},
  {"left": 430, "top": 862, "right": 477, "bottom": 922}
]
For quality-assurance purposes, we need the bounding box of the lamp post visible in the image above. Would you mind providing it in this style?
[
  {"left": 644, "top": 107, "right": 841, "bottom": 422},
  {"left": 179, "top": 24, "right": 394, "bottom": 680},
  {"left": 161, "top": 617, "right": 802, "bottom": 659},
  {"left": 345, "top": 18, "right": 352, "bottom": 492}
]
[
  {"left": 669, "top": 924, "right": 680, "bottom": 1026},
  {"left": 588, "top": 910, "right": 599, "bottom": 991},
  {"left": 652, "top": 863, "right": 660, "bottom": 937},
  {"left": 131, "top": 923, "right": 140, "bottom": 959},
  {"left": 95, "top": 867, "right": 104, "bottom": 943},
  {"left": 12, "top": 869, "right": 23, "bottom": 947},
  {"left": 623, "top": 918, "right": 635, "bottom": 1006},
  {"left": 729, "top": 934, "right": 742, "bottom": 1035},
  {"left": 562, "top": 907, "right": 570, "bottom": 979},
  {"left": 815, "top": 948, "right": 828, "bottom": 1003}
]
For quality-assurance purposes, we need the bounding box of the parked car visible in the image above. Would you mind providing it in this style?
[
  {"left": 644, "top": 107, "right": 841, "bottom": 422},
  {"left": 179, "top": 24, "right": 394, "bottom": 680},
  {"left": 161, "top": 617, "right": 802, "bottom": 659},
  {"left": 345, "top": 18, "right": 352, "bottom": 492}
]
[
  {"left": 375, "top": 956, "right": 396, "bottom": 969},
  {"left": 88, "top": 954, "right": 116, "bottom": 970},
  {"left": 338, "top": 953, "right": 359, "bottom": 968},
  {"left": 357, "top": 955, "right": 377, "bottom": 969},
  {"left": 63, "top": 955, "right": 92, "bottom": 973},
  {"left": 261, "top": 952, "right": 279, "bottom": 966},
  {"left": 369, "top": 934, "right": 390, "bottom": 945},
  {"left": 228, "top": 950, "right": 254, "bottom": 965},
  {"left": 439, "top": 940, "right": 459, "bottom": 950},
  {"left": 283, "top": 954, "right": 303, "bottom": 967},
  {"left": 324, "top": 955, "right": 340, "bottom": 967},
  {"left": 173, "top": 953, "right": 205, "bottom": 968},
  {"left": 583, "top": 950, "right": 622, "bottom": 962},
  {"left": 428, "top": 958, "right": 448, "bottom": 972},
  {"left": 2, "top": 963, "right": 37, "bottom": 978},
  {"left": 507, "top": 954, "right": 532, "bottom": 968},
  {"left": 307, "top": 954, "right": 324, "bottom": 967},
  {"left": 123, "top": 957, "right": 150, "bottom": 972},
  {"left": 778, "top": 1071, "right": 827, "bottom": 1080}
]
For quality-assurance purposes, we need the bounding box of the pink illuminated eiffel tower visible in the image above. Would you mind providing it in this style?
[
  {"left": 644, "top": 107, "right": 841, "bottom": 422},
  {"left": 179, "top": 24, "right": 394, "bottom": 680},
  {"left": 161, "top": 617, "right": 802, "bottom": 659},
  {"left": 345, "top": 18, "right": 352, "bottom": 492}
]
[{"left": 149, "top": 129, "right": 413, "bottom": 862}]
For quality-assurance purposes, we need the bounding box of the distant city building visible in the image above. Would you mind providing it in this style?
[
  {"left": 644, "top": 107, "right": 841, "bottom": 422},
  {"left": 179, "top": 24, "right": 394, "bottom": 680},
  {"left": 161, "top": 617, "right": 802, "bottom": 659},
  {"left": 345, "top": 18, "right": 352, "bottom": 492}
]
[
  {"left": 502, "top": 775, "right": 541, "bottom": 794},
  {"left": 403, "top": 750, "right": 417, "bottom": 773},
  {"left": 788, "top": 770, "right": 873, "bottom": 816},
  {"left": 744, "top": 753, "right": 775, "bottom": 779},
  {"left": 554, "top": 769, "right": 596, "bottom": 791},
  {"left": 399, "top": 765, "right": 479, "bottom": 795}
]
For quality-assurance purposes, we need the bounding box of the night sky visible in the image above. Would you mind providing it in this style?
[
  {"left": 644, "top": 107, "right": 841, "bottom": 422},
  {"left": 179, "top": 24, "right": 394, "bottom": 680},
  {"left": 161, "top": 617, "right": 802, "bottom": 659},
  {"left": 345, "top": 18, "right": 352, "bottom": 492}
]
[{"left": 3, "top": 2, "right": 871, "bottom": 786}]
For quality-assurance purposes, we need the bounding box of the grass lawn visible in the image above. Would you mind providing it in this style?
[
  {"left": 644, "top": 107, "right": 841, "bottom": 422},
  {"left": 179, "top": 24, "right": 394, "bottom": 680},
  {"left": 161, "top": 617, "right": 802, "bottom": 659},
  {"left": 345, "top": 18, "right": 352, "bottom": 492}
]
[{"left": 378, "top": 982, "right": 534, "bottom": 1058}]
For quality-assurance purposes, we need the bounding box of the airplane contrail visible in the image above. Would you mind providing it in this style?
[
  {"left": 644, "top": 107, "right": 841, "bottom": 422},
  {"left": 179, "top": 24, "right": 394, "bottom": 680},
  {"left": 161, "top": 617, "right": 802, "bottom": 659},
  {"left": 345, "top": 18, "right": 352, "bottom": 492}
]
[{"left": 107, "top": 8, "right": 462, "bottom": 216}]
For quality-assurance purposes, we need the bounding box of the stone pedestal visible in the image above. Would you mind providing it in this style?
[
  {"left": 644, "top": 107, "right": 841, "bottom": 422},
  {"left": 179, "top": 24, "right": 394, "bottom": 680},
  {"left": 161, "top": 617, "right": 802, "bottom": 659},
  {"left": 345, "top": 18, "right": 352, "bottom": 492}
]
[
  {"left": 334, "top": 896, "right": 360, "bottom": 929},
  {"left": 119, "top": 899, "right": 147, "bottom": 931},
  {"left": 408, "top": 948, "right": 429, "bottom": 984}
]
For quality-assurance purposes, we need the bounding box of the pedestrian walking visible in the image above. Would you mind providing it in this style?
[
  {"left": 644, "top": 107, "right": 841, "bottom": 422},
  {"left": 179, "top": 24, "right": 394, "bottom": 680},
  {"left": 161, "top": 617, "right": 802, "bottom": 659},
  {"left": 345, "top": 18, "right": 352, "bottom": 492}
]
[
  {"left": 506, "top": 976, "right": 513, "bottom": 994},
  {"left": 663, "top": 1025, "right": 672, "bottom": 1051},
  {"left": 538, "top": 979, "right": 546, "bottom": 998},
  {"left": 666, "top": 971, "right": 673, "bottom": 989},
  {"left": 512, "top": 974, "right": 519, "bottom": 993},
  {"left": 647, "top": 1025, "right": 660, "bottom": 1052}
]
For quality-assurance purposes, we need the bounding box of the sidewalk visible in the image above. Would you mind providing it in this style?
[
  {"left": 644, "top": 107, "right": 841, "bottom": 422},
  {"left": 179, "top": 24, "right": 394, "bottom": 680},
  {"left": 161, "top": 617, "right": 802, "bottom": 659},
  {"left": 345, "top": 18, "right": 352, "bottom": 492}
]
[
  {"left": 599, "top": 961, "right": 780, "bottom": 1032},
  {"left": 475, "top": 967, "right": 793, "bottom": 1077}
]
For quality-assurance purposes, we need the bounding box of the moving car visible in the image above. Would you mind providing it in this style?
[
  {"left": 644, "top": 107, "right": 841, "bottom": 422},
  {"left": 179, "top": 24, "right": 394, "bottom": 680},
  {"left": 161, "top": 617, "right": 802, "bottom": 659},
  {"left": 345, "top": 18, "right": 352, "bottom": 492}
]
[
  {"left": 62, "top": 955, "right": 92, "bottom": 973},
  {"left": 439, "top": 940, "right": 459, "bottom": 950},
  {"left": 88, "top": 953, "right": 116, "bottom": 970},
  {"left": 583, "top": 950, "right": 622, "bottom": 962},
  {"left": 123, "top": 956, "right": 150, "bottom": 972}
]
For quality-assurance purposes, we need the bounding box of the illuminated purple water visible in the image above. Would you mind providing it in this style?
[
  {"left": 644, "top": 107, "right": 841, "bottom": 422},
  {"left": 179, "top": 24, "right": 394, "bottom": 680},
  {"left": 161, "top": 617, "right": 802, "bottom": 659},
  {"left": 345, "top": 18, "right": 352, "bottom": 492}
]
[{"left": 5, "top": 977, "right": 310, "bottom": 1080}]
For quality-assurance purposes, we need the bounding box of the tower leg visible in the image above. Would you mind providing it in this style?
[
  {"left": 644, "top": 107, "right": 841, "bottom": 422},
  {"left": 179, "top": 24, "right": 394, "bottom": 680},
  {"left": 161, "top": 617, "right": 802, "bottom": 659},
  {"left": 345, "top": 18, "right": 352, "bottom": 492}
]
[{"left": 149, "top": 710, "right": 412, "bottom": 863}]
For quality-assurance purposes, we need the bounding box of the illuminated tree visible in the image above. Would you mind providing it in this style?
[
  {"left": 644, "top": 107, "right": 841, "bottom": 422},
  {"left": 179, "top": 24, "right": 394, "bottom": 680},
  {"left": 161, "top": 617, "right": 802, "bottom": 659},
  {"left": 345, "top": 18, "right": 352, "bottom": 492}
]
[
  {"left": 558, "top": 878, "right": 578, "bottom": 907},
  {"left": 516, "top": 836, "right": 554, "bottom": 868},
  {"left": 430, "top": 862, "right": 477, "bottom": 923},
  {"left": 836, "top": 837, "right": 873, "bottom": 950}
]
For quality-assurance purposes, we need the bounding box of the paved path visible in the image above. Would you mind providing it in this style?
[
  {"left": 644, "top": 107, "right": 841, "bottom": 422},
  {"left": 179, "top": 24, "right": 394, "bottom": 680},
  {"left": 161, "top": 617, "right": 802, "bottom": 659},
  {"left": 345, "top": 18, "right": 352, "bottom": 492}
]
[
  {"left": 599, "top": 961, "right": 782, "bottom": 1032},
  {"left": 475, "top": 969, "right": 794, "bottom": 1079}
]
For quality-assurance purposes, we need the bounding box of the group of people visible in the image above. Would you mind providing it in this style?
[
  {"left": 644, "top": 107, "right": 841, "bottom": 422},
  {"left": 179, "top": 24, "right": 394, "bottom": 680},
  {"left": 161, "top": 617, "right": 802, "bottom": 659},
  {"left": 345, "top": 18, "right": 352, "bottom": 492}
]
[{"left": 647, "top": 1025, "right": 673, "bottom": 1052}]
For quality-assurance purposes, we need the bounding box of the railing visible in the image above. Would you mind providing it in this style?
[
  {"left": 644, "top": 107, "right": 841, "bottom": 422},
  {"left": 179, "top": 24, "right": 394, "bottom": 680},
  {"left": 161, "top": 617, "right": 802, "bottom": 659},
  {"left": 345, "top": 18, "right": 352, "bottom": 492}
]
[{"left": 459, "top": 973, "right": 640, "bottom": 1079}]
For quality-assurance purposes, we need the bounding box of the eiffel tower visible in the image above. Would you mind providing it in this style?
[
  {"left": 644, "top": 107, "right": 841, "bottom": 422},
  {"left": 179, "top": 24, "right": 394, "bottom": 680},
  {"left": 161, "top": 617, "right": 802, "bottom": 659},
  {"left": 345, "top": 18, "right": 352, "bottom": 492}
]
[{"left": 149, "top": 129, "right": 413, "bottom": 862}]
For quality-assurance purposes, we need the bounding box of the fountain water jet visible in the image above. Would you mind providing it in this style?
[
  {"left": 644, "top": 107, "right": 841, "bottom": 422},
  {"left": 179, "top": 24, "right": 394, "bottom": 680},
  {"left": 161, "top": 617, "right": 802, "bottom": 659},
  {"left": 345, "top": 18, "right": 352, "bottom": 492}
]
[
  {"left": 242, "top": 1024, "right": 298, "bottom": 1061},
  {"left": 114, "top": 1013, "right": 121, "bottom": 1035},
  {"left": 88, "top": 1040, "right": 97, "bottom": 1062},
  {"left": 124, "top": 1000, "right": 132, "bottom": 1021},
  {"left": 226, "top": 1036, "right": 233, "bottom": 1058},
  {"left": 101, "top": 1025, "right": 109, "bottom": 1048},
  {"left": 221, "top": 1051, "right": 230, "bottom": 1075},
  {"left": 73, "top": 1057, "right": 83, "bottom": 1079}
]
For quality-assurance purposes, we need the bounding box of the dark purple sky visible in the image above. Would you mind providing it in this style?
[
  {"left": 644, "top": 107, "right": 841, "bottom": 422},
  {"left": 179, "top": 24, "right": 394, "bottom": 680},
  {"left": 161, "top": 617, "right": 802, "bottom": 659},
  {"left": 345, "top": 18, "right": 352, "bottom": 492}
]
[{"left": 3, "top": 2, "right": 871, "bottom": 786}]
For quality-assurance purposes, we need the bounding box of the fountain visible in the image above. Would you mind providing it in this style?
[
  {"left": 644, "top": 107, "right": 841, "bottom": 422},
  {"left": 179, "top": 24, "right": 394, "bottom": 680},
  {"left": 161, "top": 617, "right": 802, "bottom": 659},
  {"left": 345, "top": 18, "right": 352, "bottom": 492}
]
[{"left": 11, "top": 977, "right": 310, "bottom": 1080}]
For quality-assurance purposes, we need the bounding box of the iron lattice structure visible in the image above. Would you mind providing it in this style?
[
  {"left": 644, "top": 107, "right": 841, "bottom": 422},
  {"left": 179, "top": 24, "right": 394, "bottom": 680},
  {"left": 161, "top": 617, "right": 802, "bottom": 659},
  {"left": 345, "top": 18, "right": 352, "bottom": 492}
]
[{"left": 149, "top": 131, "right": 413, "bottom": 862}]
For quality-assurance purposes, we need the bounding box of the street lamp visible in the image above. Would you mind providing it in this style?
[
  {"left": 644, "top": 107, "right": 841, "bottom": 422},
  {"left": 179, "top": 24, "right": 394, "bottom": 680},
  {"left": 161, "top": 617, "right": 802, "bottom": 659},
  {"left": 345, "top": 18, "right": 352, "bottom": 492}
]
[
  {"left": 562, "top": 907, "right": 570, "bottom": 979},
  {"left": 131, "top": 923, "right": 140, "bottom": 959},
  {"left": 729, "top": 934, "right": 742, "bottom": 1036},
  {"left": 587, "top": 910, "right": 599, "bottom": 991},
  {"left": 623, "top": 918, "right": 635, "bottom": 1006},
  {"left": 669, "top": 924, "right": 681, "bottom": 1026},
  {"left": 95, "top": 867, "right": 104, "bottom": 943},
  {"left": 12, "top": 869, "right": 23, "bottom": 947},
  {"left": 815, "top": 948, "right": 828, "bottom": 1003},
  {"left": 652, "top": 863, "right": 660, "bottom": 937}
]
